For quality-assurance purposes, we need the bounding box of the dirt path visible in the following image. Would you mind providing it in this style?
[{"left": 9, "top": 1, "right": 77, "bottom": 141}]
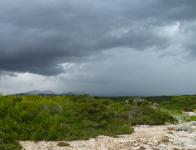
[{"left": 20, "top": 122, "right": 196, "bottom": 150}]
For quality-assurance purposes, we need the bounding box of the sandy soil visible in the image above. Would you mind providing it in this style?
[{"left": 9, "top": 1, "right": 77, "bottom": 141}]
[{"left": 20, "top": 121, "right": 196, "bottom": 150}]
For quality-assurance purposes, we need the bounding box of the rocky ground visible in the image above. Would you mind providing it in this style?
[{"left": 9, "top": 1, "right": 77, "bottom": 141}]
[{"left": 20, "top": 121, "right": 196, "bottom": 150}]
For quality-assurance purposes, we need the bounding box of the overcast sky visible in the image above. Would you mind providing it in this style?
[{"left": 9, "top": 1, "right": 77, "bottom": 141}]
[{"left": 1, "top": 0, "right": 196, "bottom": 96}]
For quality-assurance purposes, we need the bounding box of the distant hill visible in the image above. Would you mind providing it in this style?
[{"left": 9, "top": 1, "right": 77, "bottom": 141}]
[
  {"left": 13, "top": 90, "right": 56, "bottom": 96},
  {"left": 13, "top": 90, "right": 77, "bottom": 96}
]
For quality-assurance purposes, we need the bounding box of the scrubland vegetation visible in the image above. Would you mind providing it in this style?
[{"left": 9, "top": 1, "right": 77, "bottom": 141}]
[
  {"left": 0, "top": 95, "right": 195, "bottom": 149},
  {"left": 146, "top": 96, "right": 196, "bottom": 112}
]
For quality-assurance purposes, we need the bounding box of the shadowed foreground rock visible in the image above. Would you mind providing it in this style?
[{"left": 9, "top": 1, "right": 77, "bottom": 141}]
[{"left": 20, "top": 122, "right": 196, "bottom": 150}]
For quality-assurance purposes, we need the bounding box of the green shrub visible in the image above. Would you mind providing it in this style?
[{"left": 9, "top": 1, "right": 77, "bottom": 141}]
[{"left": 147, "top": 96, "right": 196, "bottom": 113}]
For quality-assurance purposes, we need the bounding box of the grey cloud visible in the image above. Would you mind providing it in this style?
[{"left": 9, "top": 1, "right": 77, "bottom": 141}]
[
  {"left": 0, "top": 0, "right": 196, "bottom": 75},
  {"left": 50, "top": 48, "right": 196, "bottom": 96}
]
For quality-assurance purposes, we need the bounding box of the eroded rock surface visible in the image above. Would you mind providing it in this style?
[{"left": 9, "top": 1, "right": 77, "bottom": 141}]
[{"left": 20, "top": 122, "right": 196, "bottom": 150}]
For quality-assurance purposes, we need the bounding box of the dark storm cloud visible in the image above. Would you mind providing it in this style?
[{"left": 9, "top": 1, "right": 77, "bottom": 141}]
[{"left": 0, "top": 0, "right": 196, "bottom": 75}]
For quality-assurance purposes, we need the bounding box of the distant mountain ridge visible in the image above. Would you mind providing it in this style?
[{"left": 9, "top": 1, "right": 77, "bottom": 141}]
[
  {"left": 13, "top": 90, "right": 56, "bottom": 96},
  {"left": 13, "top": 90, "right": 76, "bottom": 96}
]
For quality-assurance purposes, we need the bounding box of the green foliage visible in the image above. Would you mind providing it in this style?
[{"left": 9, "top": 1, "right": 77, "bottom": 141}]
[
  {"left": 191, "top": 116, "right": 196, "bottom": 121},
  {"left": 147, "top": 96, "right": 196, "bottom": 113},
  {"left": 0, "top": 95, "right": 177, "bottom": 149},
  {"left": 0, "top": 131, "right": 22, "bottom": 150}
]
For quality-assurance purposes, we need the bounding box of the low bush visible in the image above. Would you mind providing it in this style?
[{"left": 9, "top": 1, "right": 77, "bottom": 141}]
[{"left": 147, "top": 96, "right": 196, "bottom": 113}]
